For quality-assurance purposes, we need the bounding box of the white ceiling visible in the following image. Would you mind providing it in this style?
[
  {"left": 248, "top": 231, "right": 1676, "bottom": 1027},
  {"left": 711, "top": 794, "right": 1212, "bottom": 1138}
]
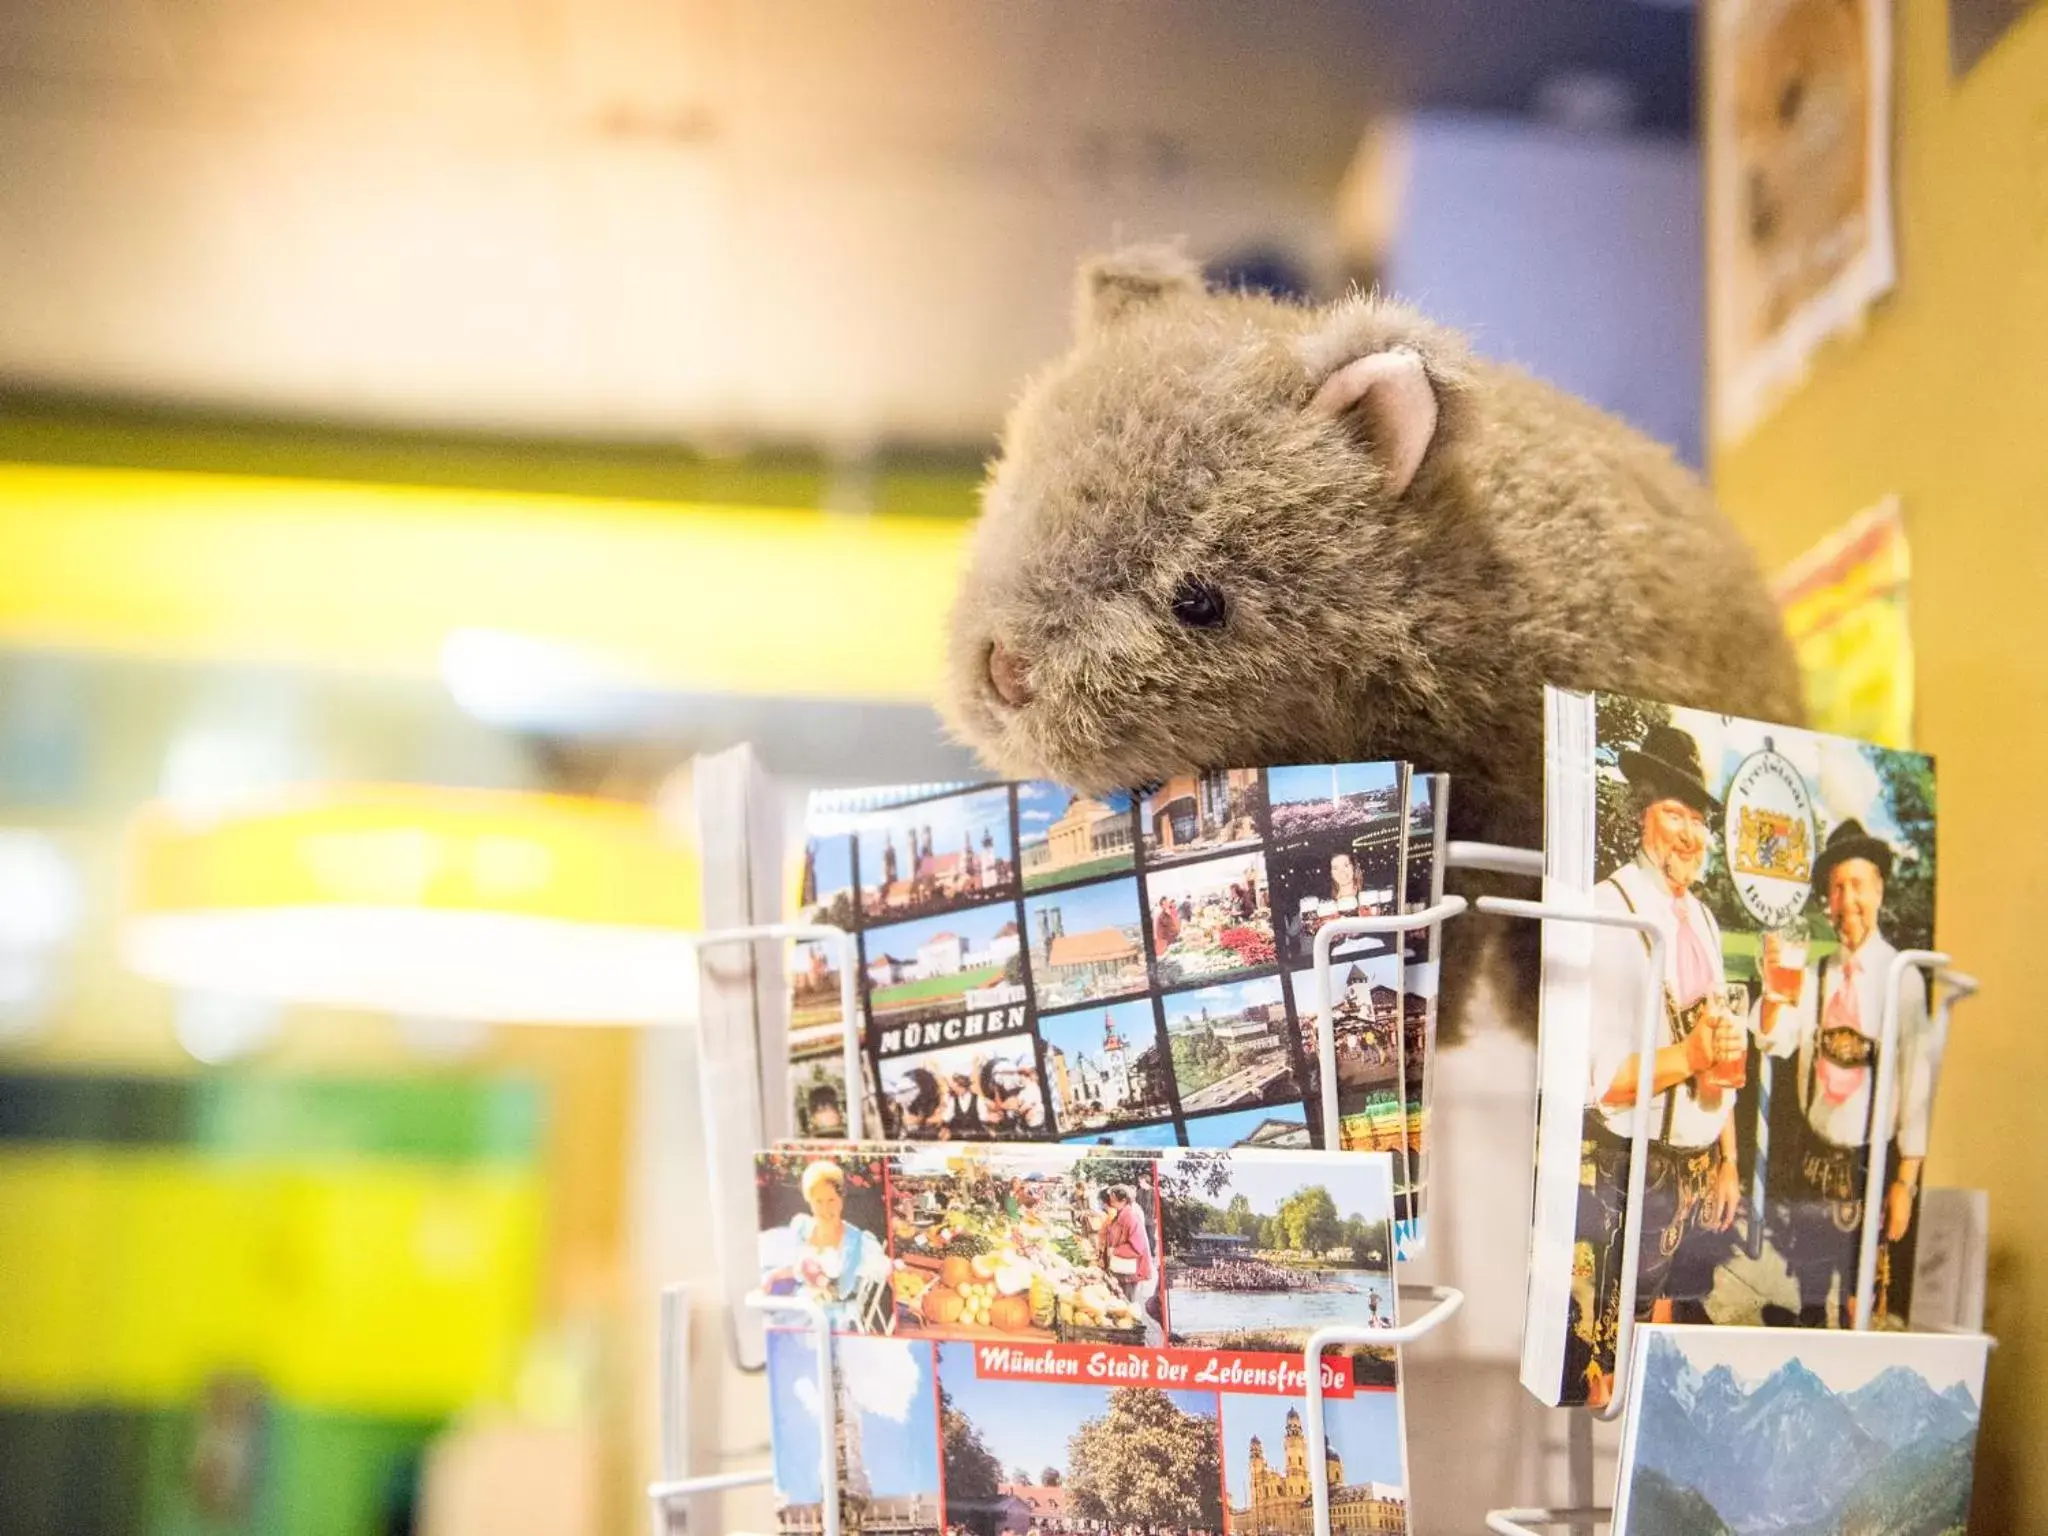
[{"left": 0, "top": 0, "right": 1693, "bottom": 449}]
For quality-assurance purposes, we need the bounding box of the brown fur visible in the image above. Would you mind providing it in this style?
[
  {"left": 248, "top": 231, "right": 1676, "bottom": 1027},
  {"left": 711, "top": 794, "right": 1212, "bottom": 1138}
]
[{"left": 940, "top": 245, "right": 1804, "bottom": 1039}]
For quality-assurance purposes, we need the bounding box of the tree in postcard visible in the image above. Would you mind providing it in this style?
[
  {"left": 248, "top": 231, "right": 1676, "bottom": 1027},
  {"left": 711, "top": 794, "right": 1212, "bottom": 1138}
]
[
  {"left": 1223, "top": 1193, "right": 1258, "bottom": 1238},
  {"left": 1277, "top": 1184, "right": 1342, "bottom": 1254},
  {"left": 1866, "top": 742, "right": 1936, "bottom": 949},
  {"left": 1341, "top": 1213, "right": 1391, "bottom": 1268},
  {"left": 1067, "top": 1389, "right": 1223, "bottom": 1532},
  {"left": 939, "top": 1383, "right": 1006, "bottom": 1536},
  {"left": 1595, "top": 693, "right": 1672, "bottom": 885},
  {"left": 814, "top": 887, "right": 858, "bottom": 934}
]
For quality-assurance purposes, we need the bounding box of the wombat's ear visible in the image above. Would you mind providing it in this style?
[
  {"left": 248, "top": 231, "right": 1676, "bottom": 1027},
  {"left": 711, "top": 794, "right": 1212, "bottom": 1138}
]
[
  {"left": 1307, "top": 347, "right": 1439, "bottom": 498},
  {"left": 1076, "top": 244, "right": 1203, "bottom": 338}
]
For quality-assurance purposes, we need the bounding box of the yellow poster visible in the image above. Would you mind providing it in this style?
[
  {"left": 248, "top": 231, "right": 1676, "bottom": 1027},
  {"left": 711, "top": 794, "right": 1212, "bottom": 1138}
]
[{"left": 1773, "top": 496, "right": 1914, "bottom": 748}]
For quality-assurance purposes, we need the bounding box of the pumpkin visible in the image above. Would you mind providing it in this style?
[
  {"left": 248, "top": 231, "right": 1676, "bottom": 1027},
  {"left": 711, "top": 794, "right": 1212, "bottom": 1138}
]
[
  {"left": 989, "top": 1294, "right": 1031, "bottom": 1332},
  {"left": 923, "top": 1285, "right": 965, "bottom": 1326},
  {"left": 940, "top": 1256, "right": 975, "bottom": 1289}
]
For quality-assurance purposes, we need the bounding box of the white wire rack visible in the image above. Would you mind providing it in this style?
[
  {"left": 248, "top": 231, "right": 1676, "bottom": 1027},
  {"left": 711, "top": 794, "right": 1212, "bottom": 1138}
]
[
  {"left": 1469, "top": 862, "right": 1984, "bottom": 1535},
  {"left": 681, "top": 922, "right": 864, "bottom": 1379},
  {"left": 648, "top": 1292, "right": 832, "bottom": 1536},
  {"left": 640, "top": 840, "right": 1984, "bottom": 1536},
  {"left": 1310, "top": 896, "right": 1469, "bottom": 1228}
]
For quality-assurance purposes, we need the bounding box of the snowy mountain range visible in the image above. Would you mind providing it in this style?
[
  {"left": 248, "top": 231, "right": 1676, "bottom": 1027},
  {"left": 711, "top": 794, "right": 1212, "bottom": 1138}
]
[{"left": 1626, "top": 1336, "right": 1981, "bottom": 1536}]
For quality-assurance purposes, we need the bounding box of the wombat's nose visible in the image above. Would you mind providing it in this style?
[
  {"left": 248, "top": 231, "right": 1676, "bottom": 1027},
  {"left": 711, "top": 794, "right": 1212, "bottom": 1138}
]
[{"left": 987, "top": 642, "right": 1035, "bottom": 707}]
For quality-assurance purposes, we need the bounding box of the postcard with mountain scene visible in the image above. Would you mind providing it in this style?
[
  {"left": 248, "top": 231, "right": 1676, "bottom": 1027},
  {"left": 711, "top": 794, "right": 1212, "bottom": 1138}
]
[{"left": 1613, "top": 1323, "right": 1988, "bottom": 1536}]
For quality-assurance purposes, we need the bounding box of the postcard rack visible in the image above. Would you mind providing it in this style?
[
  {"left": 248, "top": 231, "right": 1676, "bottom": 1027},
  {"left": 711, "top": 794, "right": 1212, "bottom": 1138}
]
[{"left": 641, "top": 839, "right": 1984, "bottom": 1536}]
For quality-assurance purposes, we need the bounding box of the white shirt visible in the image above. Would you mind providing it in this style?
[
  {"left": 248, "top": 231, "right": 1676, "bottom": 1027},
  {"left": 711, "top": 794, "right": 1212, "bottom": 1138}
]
[
  {"left": 1755, "top": 930, "right": 1936, "bottom": 1157},
  {"left": 1585, "top": 854, "right": 1733, "bottom": 1149}
]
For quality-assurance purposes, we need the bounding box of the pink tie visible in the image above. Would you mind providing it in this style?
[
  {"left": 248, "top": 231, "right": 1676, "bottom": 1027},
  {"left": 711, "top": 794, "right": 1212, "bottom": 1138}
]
[
  {"left": 1816, "top": 957, "right": 1868, "bottom": 1104},
  {"left": 1671, "top": 894, "right": 1717, "bottom": 1009}
]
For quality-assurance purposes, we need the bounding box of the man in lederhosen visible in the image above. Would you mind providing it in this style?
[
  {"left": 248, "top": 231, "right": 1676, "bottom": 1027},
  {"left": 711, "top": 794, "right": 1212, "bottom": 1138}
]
[
  {"left": 1566, "top": 723, "right": 1748, "bottom": 1407},
  {"left": 1756, "top": 819, "right": 1937, "bottom": 1327}
]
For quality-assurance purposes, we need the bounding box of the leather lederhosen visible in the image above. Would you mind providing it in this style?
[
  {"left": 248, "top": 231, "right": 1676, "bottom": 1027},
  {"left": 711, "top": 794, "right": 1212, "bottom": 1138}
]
[
  {"left": 1799, "top": 954, "right": 1883, "bottom": 1230},
  {"left": 1582, "top": 1114, "right": 1725, "bottom": 1259}
]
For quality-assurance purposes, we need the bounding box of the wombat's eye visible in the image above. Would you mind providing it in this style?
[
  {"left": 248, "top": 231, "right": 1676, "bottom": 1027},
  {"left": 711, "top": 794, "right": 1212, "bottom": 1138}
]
[
  {"left": 1170, "top": 578, "right": 1228, "bottom": 630},
  {"left": 1777, "top": 76, "right": 1804, "bottom": 125}
]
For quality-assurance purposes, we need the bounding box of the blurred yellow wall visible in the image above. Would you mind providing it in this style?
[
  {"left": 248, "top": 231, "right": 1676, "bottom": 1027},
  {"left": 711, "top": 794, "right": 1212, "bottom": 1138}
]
[{"left": 1708, "top": 7, "right": 2048, "bottom": 1527}]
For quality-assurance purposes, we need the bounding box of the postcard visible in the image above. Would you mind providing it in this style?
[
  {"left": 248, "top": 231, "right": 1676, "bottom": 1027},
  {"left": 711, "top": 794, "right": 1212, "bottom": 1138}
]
[
  {"left": 1613, "top": 1323, "right": 1988, "bottom": 1535},
  {"left": 756, "top": 1141, "right": 1415, "bottom": 1535},
  {"left": 783, "top": 765, "right": 1440, "bottom": 1244},
  {"left": 1526, "top": 689, "right": 1943, "bottom": 1408},
  {"left": 1708, "top": 0, "right": 1896, "bottom": 443}
]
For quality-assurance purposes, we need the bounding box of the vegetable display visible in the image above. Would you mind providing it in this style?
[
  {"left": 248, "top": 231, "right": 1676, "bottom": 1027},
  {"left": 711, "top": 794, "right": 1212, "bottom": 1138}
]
[{"left": 892, "top": 1173, "right": 1142, "bottom": 1338}]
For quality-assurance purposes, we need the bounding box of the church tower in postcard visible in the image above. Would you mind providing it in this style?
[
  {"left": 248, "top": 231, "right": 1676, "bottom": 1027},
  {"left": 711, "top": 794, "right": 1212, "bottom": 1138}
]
[{"left": 1237, "top": 1408, "right": 1345, "bottom": 1534}]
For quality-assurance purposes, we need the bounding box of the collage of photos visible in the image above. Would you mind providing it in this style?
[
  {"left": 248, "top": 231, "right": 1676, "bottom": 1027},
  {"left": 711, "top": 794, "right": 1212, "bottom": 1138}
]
[
  {"left": 855, "top": 786, "right": 1019, "bottom": 923},
  {"left": 1038, "top": 999, "right": 1176, "bottom": 1137},
  {"left": 786, "top": 764, "right": 1446, "bottom": 1177},
  {"left": 1288, "top": 951, "right": 1406, "bottom": 1102},
  {"left": 877, "top": 1034, "right": 1049, "bottom": 1140},
  {"left": 1026, "top": 877, "right": 1150, "bottom": 1010},
  {"left": 756, "top": 1141, "right": 1412, "bottom": 1536},
  {"left": 1139, "top": 768, "right": 1266, "bottom": 865},
  {"left": 788, "top": 1028, "right": 856, "bottom": 1139},
  {"left": 1180, "top": 1103, "right": 1313, "bottom": 1151},
  {"left": 755, "top": 1144, "right": 1403, "bottom": 1354}
]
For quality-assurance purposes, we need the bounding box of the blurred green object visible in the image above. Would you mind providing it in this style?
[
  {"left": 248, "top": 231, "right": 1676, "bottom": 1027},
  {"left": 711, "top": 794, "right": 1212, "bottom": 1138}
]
[
  {"left": 0, "top": 1401, "right": 436, "bottom": 1536},
  {"left": 0, "top": 1071, "right": 546, "bottom": 1536}
]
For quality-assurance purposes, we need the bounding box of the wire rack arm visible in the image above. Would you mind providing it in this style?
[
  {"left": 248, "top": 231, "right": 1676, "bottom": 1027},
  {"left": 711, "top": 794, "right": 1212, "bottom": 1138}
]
[
  {"left": 684, "top": 922, "right": 863, "bottom": 1140},
  {"left": 1446, "top": 841, "right": 1546, "bottom": 879},
  {"left": 1309, "top": 896, "right": 1468, "bottom": 1188},
  {"left": 1852, "top": 950, "right": 1976, "bottom": 1328},
  {"left": 1302, "top": 1285, "right": 1465, "bottom": 1536},
  {"left": 1476, "top": 895, "right": 1664, "bottom": 1422},
  {"left": 1485, "top": 1507, "right": 1609, "bottom": 1534}
]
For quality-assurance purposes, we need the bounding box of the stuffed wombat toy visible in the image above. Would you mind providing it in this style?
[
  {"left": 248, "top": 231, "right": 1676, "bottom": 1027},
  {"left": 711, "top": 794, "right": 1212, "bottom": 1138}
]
[{"left": 939, "top": 244, "right": 1803, "bottom": 1040}]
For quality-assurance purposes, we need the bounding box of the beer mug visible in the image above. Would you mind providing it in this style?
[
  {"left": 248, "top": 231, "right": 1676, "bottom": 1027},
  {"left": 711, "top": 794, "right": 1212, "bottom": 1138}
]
[
  {"left": 1706, "top": 982, "right": 1749, "bottom": 1090},
  {"left": 1765, "top": 926, "right": 1808, "bottom": 1005}
]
